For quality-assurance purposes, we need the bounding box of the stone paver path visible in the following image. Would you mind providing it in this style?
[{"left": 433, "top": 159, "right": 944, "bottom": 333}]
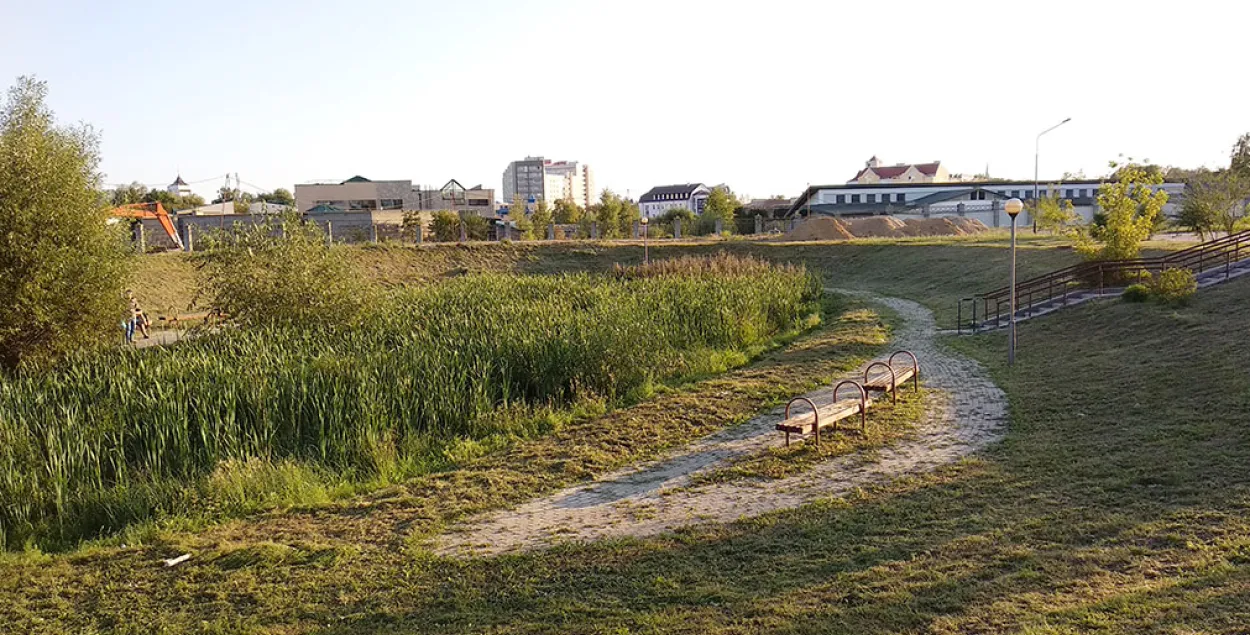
[{"left": 436, "top": 292, "right": 1007, "bottom": 557}]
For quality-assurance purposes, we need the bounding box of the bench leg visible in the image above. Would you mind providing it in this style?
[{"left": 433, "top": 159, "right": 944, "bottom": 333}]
[
  {"left": 814, "top": 425, "right": 820, "bottom": 446},
  {"left": 785, "top": 432, "right": 790, "bottom": 447}
]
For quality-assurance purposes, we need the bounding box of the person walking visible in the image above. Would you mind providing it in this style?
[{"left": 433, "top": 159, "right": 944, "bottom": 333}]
[{"left": 125, "top": 290, "right": 150, "bottom": 342}]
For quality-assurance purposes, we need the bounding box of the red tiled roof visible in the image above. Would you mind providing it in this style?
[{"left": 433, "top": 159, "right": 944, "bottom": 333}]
[{"left": 849, "top": 162, "right": 941, "bottom": 183}]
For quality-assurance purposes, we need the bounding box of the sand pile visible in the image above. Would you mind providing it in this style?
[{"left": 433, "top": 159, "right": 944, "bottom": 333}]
[
  {"left": 842, "top": 216, "right": 907, "bottom": 237},
  {"left": 895, "top": 217, "right": 990, "bottom": 237},
  {"left": 785, "top": 215, "right": 989, "bottom": 241},
  {"left": 784, "top": 216, "right": 854, "bottom": 241}
]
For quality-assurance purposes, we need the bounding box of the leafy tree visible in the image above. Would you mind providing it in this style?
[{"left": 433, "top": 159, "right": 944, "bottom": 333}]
[
  {"left": 199, "top": 212, "right": 368, "bottom": 328},
  {"left": 111, "top": 181, "right": 149, "bottom": 206},
  {"left": 260, "top": 188, "right": 295, "bottom": 207},
  {"left": 1077, "top": 161, "right": 1169, "bottom": 261},
  {"left": 1231, "top": 132, "right": 1250, "bottom": 179},
  {"left": 1033, "top": 187, "right": 1079, "bottom": 234},
  {"left": 510, "top": 195, "right": 533, "bottom": 240},
  {"left": 531, "top": 199, "right": 553, "bottom": 237},
  {"left": 700, "top": 186, "right": 739, "bottom": 235},
  {"left": 618, "top": 197, "right": 640, "bottom": 237},
  {"left": 463, "top": 214, "right": 490, "bottom": 240},
  {"left": 0, "top": 76, "right": 130, "bottom": 369},
  {"left": 430, "top": 211, "right": 460, "bottom": 241},
  {"left": 553, "top": 198, "right": 583, "bottom": 224},
  {"left": 595, "top": 190, "right": 623, "bottom": 238}
]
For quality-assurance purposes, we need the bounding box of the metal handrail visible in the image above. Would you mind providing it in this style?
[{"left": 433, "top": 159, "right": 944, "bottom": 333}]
[{"left": 960, "top": 229, "right": 1250, "bottom": 332}]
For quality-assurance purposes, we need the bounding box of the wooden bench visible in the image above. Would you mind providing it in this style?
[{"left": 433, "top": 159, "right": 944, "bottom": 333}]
[
  {"left": 776, "top": 381, "right": 871, "bottom": 447},
  {"left": 862, "top": 350, "right": 920, "bottom": 404}
]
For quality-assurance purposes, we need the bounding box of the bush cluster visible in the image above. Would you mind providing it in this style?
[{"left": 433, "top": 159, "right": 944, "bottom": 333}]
[{"left": 1121, "top": 268, "right": 1197, "bottom": 306}]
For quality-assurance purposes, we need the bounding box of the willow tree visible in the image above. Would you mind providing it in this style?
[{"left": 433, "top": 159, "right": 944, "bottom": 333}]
[{"left": 0, "top": 77, "right": 129, "bottom": 370}]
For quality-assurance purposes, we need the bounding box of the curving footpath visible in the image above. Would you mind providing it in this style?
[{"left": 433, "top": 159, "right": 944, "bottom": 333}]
[{"left": 436, "top": 292, "right": 1008, "bottom": 557}]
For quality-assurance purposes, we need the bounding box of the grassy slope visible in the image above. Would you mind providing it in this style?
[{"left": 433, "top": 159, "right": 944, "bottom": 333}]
[
  {"left": 131, "top": 232, "right": 1122, "bottom": 328},
  {"left": 49, "top": 270, "right": 1244, "bottom": 635}
]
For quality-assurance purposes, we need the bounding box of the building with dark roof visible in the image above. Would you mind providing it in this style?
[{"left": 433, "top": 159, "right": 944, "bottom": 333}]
[
  {"left": 787, "top": 179, "right": 1186, "bottom": 229},
  {"left": 639, "top": 183, "right": 711, "bottom": 218},
  {"left": 849, "top": 156, "right": 949, "bottom": 184}
]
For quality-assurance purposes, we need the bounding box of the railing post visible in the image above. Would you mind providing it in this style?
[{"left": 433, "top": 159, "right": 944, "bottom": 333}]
[{"left": 957, "top": 300, "right": 963, "bottom": 335}]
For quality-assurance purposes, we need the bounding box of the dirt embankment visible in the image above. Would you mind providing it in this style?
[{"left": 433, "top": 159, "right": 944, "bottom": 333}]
[{"left": 785, "top": 216, "right": 988, "bottom": 241}]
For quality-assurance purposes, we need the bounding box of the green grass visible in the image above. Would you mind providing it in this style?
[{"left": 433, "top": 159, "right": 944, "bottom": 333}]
[
  {"left": 0, "top": 257, "right": 819, "bottom": 551},
  {"left": 6, "top": 265, "right": 1248, "bottom": 633},
  {"left": 691, "top": 387, "right": 926, "bottom": 485},
  {"left": 129, "top": 233, "right": 1100, "bottom": 329},
  {"left": 0, "top": 295, "right": 895, "bottom": 633}
]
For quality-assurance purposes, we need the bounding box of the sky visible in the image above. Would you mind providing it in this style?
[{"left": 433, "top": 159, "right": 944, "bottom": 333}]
[{"left": 3, "top": 0, "right": 1247, "bottom": 203}]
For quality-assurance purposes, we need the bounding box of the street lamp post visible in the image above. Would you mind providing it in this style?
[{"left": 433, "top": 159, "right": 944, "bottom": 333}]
[
  {"left": 1034, "top": 117, "right": 1072, "bottom": 232},
  {"left": 1005, "top": 198, "right": 1023, "bottom": 366},
  {"left": 640, "top": 216, "right": 650, "bottom": 265}
]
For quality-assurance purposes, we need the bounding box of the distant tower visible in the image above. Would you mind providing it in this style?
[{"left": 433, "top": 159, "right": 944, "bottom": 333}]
[
  {"left": 866, "top": 155, "right": 882, "bottom": 168},
  {"left": 167, "top": 175, "right": 192, "bottom": 198}
]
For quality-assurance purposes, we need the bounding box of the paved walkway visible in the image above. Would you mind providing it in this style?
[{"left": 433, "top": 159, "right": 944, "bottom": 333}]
[{"left": 435, "top": 292, "right": 1008, "bottom": 557}]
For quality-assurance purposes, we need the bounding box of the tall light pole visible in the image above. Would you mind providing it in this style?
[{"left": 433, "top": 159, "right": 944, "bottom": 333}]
[
  {"left": 640, "top": 215, "right": 650, "bottom": 265},
  {"left": 1034, "top": 117, "right": 1072, "bottom": 232},
  {"left": 1005, "top": 198, "right": 1023, "bottom": 366}
]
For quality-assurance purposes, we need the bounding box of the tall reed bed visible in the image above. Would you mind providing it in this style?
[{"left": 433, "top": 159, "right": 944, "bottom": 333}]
[{"left": 0, "top": 257, "right": 819, "bottom": 549}]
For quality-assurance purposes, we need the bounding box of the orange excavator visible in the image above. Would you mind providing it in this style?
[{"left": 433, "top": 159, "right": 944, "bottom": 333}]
[{"left": 111, "top": 202, "right": 185, "bottom": 250}]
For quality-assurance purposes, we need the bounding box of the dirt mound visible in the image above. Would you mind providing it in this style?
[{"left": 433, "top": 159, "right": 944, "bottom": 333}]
[
  {"left": 786, "top": 215, "right": 990, "bottom": 241},
  {"left": 895, "top": 217, "right": 990, "bottom": 237},
  {"left": 947, "top": 217, "right": 989, "bottom": 234},
  {"left": 842, "top": 216, "right": 907, "bottom": 238},
  {"left": 784, "top": 216, "right": 854, "bottom": 241}
]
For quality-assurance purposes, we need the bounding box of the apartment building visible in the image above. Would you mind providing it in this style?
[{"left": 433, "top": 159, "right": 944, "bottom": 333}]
[{"left": 501, "top": 157, "right": 595, "bottom": 209}]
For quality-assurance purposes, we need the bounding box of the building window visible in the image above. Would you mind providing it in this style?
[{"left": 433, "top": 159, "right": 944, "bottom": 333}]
[
  {"left": 379, "top": 199, "right": 403, "bottom": 210},
  {"left": 836, "top": 194, "right": 845, "bottom": 204},
  {"left": 349, "top": 199, "right": 378, "bottom": 211},
  {"left": 896, "top": 193, "right": 905, "bottom": 203},
  {"left": 850, "top": 194, "right": 860, "bottom": 204},
  {"left": 867, "top": 194, "right": 877, "bottom": 203}
]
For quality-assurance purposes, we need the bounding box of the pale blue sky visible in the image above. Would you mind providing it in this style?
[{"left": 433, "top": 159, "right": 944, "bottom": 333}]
[{"left": 4, "top": 0, "right": 1247, "bottom": 202}]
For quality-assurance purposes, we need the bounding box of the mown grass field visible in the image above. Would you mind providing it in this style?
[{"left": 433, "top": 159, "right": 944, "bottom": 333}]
[{"left": 7, "top": 235, "right": 1243, "bottom": 633}]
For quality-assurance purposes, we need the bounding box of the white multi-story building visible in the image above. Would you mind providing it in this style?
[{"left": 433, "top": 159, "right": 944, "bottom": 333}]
[
  {"left": 639, "top": 183, "right": 711, "bottom": 219},
  {"left": 502, "top": 157, "right": 595, "bottom": 210}
]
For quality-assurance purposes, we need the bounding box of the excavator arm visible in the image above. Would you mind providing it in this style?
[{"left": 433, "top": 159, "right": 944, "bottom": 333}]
[{"left": 111, "top": 202, "right": 185, "bottom": 250}]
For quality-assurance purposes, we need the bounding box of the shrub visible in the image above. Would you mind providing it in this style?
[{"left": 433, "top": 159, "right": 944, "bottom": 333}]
[
  {"left": 430, "top": 211, "right": 461, "bottom": 242},
  {"left": 197, "top": 213, "right": 370, "bottom": 328},
  {"left": 0, "top": 77, "right": 130, "bottom": 370},
  {"left": 1149, "top": 268, "right": 1197, "bottom": 305},
  {"left": 1122, "top": 284, "right": 1151, "bottom": 303}
]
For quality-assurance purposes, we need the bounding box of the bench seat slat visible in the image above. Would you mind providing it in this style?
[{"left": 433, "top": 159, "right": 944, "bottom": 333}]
[
  {"left": 864, "top": 366, "right": 915, "bottom": 391},
  {"left": 775, "top": 399, "right": 870, "bottom": 434}
]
